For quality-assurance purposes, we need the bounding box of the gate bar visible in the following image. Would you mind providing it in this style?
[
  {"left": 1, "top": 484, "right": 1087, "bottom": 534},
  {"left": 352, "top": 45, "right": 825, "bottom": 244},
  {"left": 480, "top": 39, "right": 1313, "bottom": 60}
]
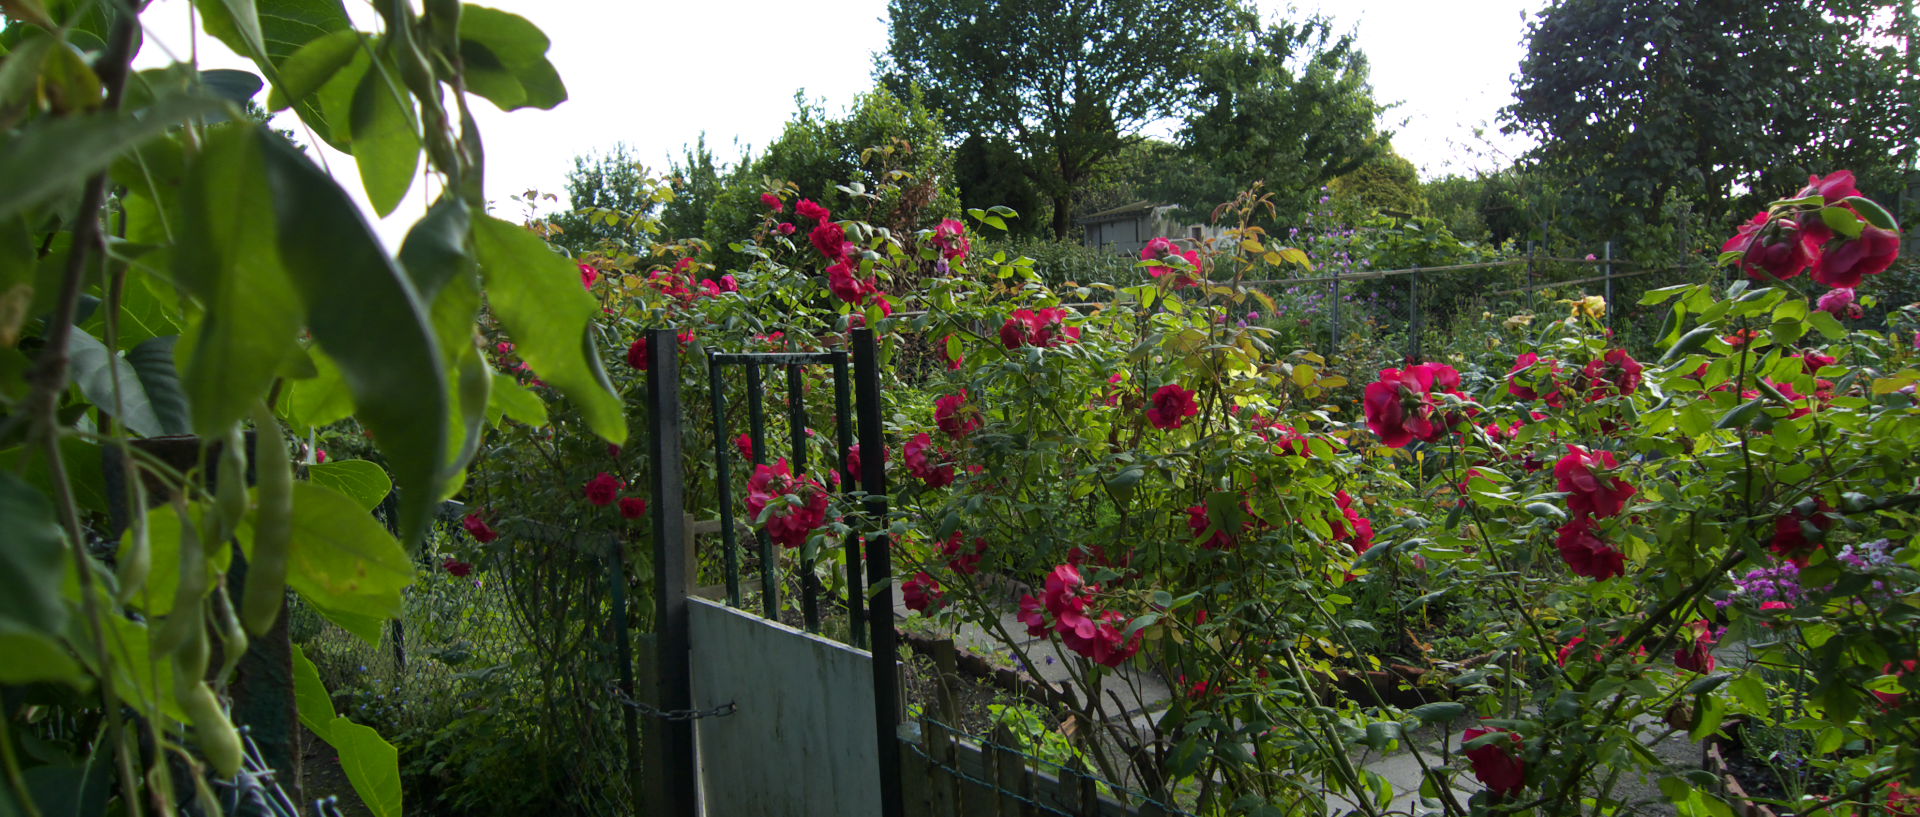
[
  {"left": 647, "top": 328, "right": 698, "bottom": 817},
  {"left": 787, "top": 363, "right": 821, "bottom": 631},
  {"left": 854, "top": 328, "right": 905, "bottom": 817},
  {"left": 707, "top": 357, "right": 742, "bottom": 606},
  {"left": 833, "top": 353, "right": 864, "bottom": 648},
  {"left": 745, "top": 363, "right": 777, "bottom": 619}
]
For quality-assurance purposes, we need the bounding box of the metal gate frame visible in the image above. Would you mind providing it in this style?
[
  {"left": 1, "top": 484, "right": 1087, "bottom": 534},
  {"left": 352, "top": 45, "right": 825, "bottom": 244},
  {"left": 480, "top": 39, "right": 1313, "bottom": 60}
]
[{"left": 646, "top": 327, "right": 903, "bottom": 817}]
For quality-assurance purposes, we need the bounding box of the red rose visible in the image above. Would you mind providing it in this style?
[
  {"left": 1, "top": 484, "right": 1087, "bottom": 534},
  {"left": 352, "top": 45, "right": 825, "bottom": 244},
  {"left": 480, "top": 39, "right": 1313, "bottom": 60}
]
[
  {"left": 745, "top": 459, "right": 830, "bottom": 548},
  {"left": 584, "top": 472, "right": 623, "bottom": 506},
  {"left": 1147, "top": 384, "right": 1199, "bottom": 430},
  {"left": 442, "top": 558, "right": 474, "bottom": 577},
  {"left": 461, "top": 511, "right": 498, "bottom": 543},
  {"left": 1874, "top": 660, "right": 1916, "bottom": 709},
  {"left": 1331, "top": 490, "right": 1374, "bottom": 553},
  {"left": 760, "top": 192, "right": 784, "bottom": 212},
  {"left": 1812, "top": 224, "right": 1900, "bottom": 289},
  {"left": 826, "top": 260, "right": 872, "bottom": 304},
  {"left": 939, "top": 531, "right": 987, "bottom": 574},
  {"left": 627, "top": 337, "right": 649, "bottom": 371},
  {"left": 775, "top": 222, "right": 796, "bottom": 236},
  {"left": 1185, "top": 505, "right": 1234, "bottom": 550},
  {"left": 1462, "top": 727, "right": 1526, "bottom": 796},
  {"left": 1140, "top": 237, "right": 1200, "bottom": 286},
  {"left": 931, "top": 218, "right": 970, "bottom": 260},
  {"left": 315, "top": 449, "right": 328, "bottom": 464},
  {"left": 579, "top": 263, "right": 600, "bottom": 289},
  {"left": 1554, "top": 445, "right": 1635, "bottom": 518},
  {"left": 1507, "top": 353, "right": 1564, "bottom": 405},
  {"left": 809, "top": 221, "right": 852, "bottom": 261},
  {"left": 1796, "top": 170, "right": 1860, "bottom": 201},
  {"left": 1555, "top": 517, "right": 1626, "bottom": 580},
  {"left": 1016, "top": 594, "right": 1049, "bottom": 636},
  {"left": 903, "top": 432, "right": 954, "bottom": 488},
  {"left": 618, "top": 496, "right": 648, "bottom": 520},
  {"left": 902, "top": 572, "right": 943, "bottom": 613},
  {"left": 1722, "top": 212, "right": 1816, "bottom": 281},
  {"left": 1363, "top": 366, "right": 1447, "bottom": 448},
  {"left": 934, "top": 390, "right": 981, "bottom": 439},
  {"left": 1769, "top": 498, "right": 1836, "bottom": 561},
  {"left": 795, "top": 199, "right": 830, "bottom": 222},
  {"left": 1673, "top": 620, "right": 1718, "bottom": 673},
  {"left": 718, "top": 274, "right": 739, "bottom": 293},
  {"left": 1582, "top": 349, "right": 1642, "bottom": 400}
]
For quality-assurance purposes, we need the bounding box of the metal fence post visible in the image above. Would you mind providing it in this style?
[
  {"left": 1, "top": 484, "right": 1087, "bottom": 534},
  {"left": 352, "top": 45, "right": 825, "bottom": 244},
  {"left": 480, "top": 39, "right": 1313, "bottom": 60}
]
[
  {"left": 1602, "top": 240, "right": 1614, "bottom": 331},
  {"left": 647, "top": 329, "right": 698, "bottom": 817},
  {"left": 1409, "top": 266, "right": 1423, "bottom": 362},
  {"left": 1526, "top": 241, "right": 1537, "bottom": 315},
  {"left": 1328, "top": 266, "right": 1341, "bottom": 358},
  {"left": 853, "top": 328, "right": 905, "bottom": 817}
]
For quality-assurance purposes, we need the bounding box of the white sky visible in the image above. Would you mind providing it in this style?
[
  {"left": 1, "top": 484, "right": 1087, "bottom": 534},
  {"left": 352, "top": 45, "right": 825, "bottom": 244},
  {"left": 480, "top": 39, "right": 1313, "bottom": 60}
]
[{"left": 131, "top": 0, "right": 1543, "bottom": 248}]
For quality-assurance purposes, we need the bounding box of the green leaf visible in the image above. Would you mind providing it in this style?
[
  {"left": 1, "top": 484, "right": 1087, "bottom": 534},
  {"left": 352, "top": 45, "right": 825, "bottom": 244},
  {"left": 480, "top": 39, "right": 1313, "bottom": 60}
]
[
  {"left": 307, "top": 460, "right": 392, "bottom": 511},
  {"left": 68, "top": 329, "right": 192, "bottom": 437},
  {"left": 1819, "top": 205, "right": 1864, "bottom": 239},
  {"left": 458, "top": 4, "right": 566, "bottom": 111},
  {"left": 174, "top": 124, "right": 303, "bottom": 436},
  {"left": 348, "top": 55, "right": 419, "bottom": 216},
  {"left": 0, "top": 472, "right": 68, "bottom": 637},
  {"left": 487, "top": 372, "right": 547, "bottom": 427},
  {"left": 399, "top": 197, "right": 479, "bottom": 360},
  {"left": 263, "top": 28, "right": 362, "bottom": 142},
  {"left": 471, "top": 214, "right": 624, "bottom": 445},
  {"left": 1714, "top": 398, "right": 1766, "bottom": 430},
  {"left": 118, "top": 502, "right": 233, "bottom": 617},
  {"left": 283, "top": 348, "right": 355, "bottom": 431},
  {"left": 291, "top": 645, "right": 336, "bottom": 740},
  {"left": 1806, "top": 309, "right": 1847, "bottom": 340},
  {"left": 1407, "top": 701, "right": 1464, "bottom": 725},
  {"left": 0, "top": 93, "right": 226, "bottom": 221},
  {"left": 276, "top": 482, "right": 414, "bottom": 644},
  {"left": 1659, "top": 325, "right": 1716, "bottom": 363},
  {"left": 0, "top": 438, "right": 110, "bottom": 515},
  {"left": 0, "top": 630, "right": 82, "bottom": 685},
  {"left": 196, "top": 0, "right": 351, "bottom": 76},
  {"left": 1841, "top": 196, "right": 1898, "bottom": 231},
  {"left": 258, "top": 127, "right": 448, "bottom": 548},
  {"left": 329, "top": 716, "right": 402, "bottom": 817}
]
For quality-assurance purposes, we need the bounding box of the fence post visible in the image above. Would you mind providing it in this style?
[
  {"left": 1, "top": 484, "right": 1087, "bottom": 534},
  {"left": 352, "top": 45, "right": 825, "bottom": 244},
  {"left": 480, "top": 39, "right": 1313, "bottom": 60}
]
[
  {"left": 1408, "top": 266, "right": 1422, "bottom": 362},
  {"left": 1526, "top": 241, "right": 1537, "bottom": 315},
  {"left": 853, "top": 328, "right": 906, "bottom": 817},
  {"left": 1602, "top": 240, "right": 1614, "bottom": 331},
  {"left": 1329, "top": 265, "right": 1341, "bottom": 358},
  {"left": 647, "top": 328, "right": 698, "bottom": 817}
]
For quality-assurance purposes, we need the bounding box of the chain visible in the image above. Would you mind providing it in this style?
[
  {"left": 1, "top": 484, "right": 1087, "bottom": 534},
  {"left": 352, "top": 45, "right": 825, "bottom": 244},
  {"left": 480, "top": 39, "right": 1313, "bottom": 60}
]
[{"left": 609, "top": 685, "right": 737, "bottom": 721}]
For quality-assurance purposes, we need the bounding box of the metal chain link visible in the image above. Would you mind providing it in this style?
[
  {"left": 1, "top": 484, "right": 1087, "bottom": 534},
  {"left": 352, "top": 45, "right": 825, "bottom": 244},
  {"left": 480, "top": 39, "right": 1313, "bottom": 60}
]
[{"left": 609, "top": 685, "right": 737, "bottom": 721}]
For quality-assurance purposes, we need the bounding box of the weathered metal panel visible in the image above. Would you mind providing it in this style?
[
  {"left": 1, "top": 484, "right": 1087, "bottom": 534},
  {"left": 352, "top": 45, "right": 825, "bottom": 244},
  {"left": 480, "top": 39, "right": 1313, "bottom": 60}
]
[{"left": 690, "top": 597, "right": 881, "bottom": 817}]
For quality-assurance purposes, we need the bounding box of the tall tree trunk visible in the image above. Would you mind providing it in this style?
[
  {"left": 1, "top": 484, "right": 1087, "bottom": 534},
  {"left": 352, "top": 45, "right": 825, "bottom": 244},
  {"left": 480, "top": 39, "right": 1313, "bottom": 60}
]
[{"left": 1051, "top": 189, "right": 1074, "bottom": 240}]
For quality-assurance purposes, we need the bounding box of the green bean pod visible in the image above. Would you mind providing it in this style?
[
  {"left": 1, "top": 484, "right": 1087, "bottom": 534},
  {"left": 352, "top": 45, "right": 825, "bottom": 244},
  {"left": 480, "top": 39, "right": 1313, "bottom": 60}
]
[
  {"left": 177, "top": 681, "right": 242, "bottom": 778},
  {"left": 213, "top": 424, "right": 249, "bottom": 546},
  {"left": 241, "top": 402, "right": 293, "bottom": 636},
  {"left": 151, "top": 501, "right": 208, "bottom": 656},
  {"left": 113, "top": 473, "right": 152, "bottom": 605},
  {"left": 211, "top": 584, "right": 248, "bottom": 686}
]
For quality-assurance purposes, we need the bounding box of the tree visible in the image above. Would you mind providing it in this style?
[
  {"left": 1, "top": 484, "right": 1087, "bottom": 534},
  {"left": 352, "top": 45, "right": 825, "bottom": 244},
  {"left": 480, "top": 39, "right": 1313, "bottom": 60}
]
[
  {"left": 881, "top": 0, "right": 1231, "bottom": 238},
  {"left": 955, "top": 134, "right": 1046, "bottom": 237},
  {"left": 548, "top": 144, "right": 668, "bottom": 256},
  {"left": 662, "top": 135, "right": 727, "bottom": 243},
  {"left": 1329, "top": 147, "right": 1424, "bottom": 217},
  {"left": 1171, "top": 12, "right": 1387, "bottom": 226},
  {"left": 1505, "top": 0, "right": 1916, "bottom": 241}
]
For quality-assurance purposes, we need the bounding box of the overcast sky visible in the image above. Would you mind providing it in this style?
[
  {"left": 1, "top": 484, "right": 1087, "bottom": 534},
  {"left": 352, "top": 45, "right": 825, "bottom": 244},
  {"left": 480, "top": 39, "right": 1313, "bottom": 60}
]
[{"left": 132, "top": 0, "right": 1544, "bottom": 247}]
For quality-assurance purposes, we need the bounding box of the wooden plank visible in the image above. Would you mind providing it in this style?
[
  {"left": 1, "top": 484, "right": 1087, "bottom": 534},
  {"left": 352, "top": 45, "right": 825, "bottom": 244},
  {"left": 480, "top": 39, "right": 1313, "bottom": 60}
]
[
  {"left": 931, "top": 639, "right": 960, "bottom": 723},
  {"left": 989, "top": 725, "right": 1026, "bottom": 817},
  {"left": 922, "top": 710, "right": 957, "bottom": 816},
  {"left": 953, "top": 739, "right": 995, "bottom": 817},
  {"left": 897, "top": 735, "right": 933, "bottom": 815}
]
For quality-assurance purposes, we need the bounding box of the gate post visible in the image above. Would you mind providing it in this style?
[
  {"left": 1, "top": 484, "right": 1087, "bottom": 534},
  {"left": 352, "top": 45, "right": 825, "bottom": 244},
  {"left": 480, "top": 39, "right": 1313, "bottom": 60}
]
[
  {"left": 648, "top": 328, "right": 698, "bottom": 817},
  {"left": 853, "top": 329, "right": 905, "bottom": 817}
]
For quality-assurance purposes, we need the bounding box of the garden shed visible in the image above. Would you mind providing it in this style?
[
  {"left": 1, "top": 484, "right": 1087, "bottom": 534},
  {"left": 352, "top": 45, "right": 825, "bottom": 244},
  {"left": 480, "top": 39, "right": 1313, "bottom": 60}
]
[{"left": 1076, "top": 201, "right": 1224, "bottom": 256}]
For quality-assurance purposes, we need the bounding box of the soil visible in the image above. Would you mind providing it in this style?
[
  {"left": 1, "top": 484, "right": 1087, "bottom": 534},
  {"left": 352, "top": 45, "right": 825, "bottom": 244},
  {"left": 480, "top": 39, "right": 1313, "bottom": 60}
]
[{"left": 295, "top": 723, "right": 374, "bottom": 817}]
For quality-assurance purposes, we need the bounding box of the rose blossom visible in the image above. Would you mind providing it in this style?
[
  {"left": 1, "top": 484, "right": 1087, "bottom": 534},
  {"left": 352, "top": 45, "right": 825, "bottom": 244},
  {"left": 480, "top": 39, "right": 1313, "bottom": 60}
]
[
  {"left": 1555, "top": 517, "right": 1626, "bottom": 580},
  {"left": 1462, "top": 727, "right": 1526, "bottom": 796},
  {"left": 583, "top": 472, "right": 623, "bottom": 506},
  {"left": 1554, "top": 445, "right": 1635, "bottom": 518},
  {"left": 1147, "top": 384, "right": 1199, "bottom": 430}
]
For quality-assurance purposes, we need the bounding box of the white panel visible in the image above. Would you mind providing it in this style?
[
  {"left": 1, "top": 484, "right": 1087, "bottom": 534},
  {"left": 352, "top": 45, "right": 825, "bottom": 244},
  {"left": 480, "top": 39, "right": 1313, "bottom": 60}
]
[{"left": 689, "top": 598, "right": 880, "bottom": 817}]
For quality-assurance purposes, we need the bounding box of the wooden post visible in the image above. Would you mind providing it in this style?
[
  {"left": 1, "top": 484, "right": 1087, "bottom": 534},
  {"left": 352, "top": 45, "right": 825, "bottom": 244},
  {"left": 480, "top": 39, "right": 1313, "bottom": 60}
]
[{"left": 647, "top": 329, "right": 698, "bottom": 817}]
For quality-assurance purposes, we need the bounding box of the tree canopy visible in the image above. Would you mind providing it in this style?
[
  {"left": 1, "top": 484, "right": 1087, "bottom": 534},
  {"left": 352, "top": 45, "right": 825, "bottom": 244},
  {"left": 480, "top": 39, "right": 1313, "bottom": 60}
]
[
  {"left": 1505, "top": 0, "right": 1917, "bottom": 240},
  {"left": 881, "top": 0, "right": 1232, "bottom": 238}
]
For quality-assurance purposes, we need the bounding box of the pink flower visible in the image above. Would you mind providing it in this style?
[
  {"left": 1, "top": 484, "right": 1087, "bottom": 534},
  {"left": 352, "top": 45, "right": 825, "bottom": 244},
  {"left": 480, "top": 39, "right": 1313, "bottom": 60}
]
[
  {"left": 579, "top": 263, "right": 601, "bottom": 289},
  {"left": 939, "top": 531, "right": 987, "bottom": 574},
  {"left": 902, "top": 572, "right": 944, "bottom": 613},
  {"left": 1816, "top": 288, "right": 1861, "bottom": 318},
  {"left": 1507, "top": 353, "right": 1564, "bottom": 405},
  {"left": 1555, "top": 517, "right": 1626, "bottom": 580},
  {"left": 998, "top": 308, "right": 1081, "bottom": 349},
  {"left": 1147, "top": 384, "right": 1199, "bottom": 430},
  {"left": 718, "top": 274, "right": 739, "bottom": 293},
  {"left": 1017, "top": 595, "right": 1049, "bottom": 636},
  {"left": 584, "top": 472, "right": 623, "bottom": 506},
  {"left": 1186, "top": 505, "right": 1234, "bottom": 550},
  {"left": 760, "top": 192, "right": 784, "bottom": 212},
  {"left": 776, "top": 222, "right": 796, "bottom": 236},
  {"left": 931, "top": 218, "right": 970, "bottom": 260},
  {"left": 795, "top": 199, "right": 830, "bottom": 222},
  {"left": 1722, "top": 212, "right": 1815, "bottom": 281},
  {"left": 827, "top": 261, "right": 873, "bottom": 304},
  {"left": 315, "top": 449, "right": 328, "bottom": 464},
  {"left": 903, "top": 432, "right": 954, "bottom": 488},
  {"left": 934, "top": 390, "right": 981, "bottom": 439},
  {"left": 1140, "top": 237, "right": 1201, "bottom": 286},
  {"left": 442, "top": 558, "right": 474, "bottom": 577},
  {"left": 1363, "top": 366, "right": 1447, "bottom": 447},
  {"left": 618, "top": 496, "right": 648, "bottom": 520},
  {"left": 1331, "top": 491, "right": 1374, "bottom": 553},
  {"left": 1673, "top": 620, "right": 1718, "bottom": 673},
  {"left": 1462, "top": 727, "right": 1526, "bottom": 796},
  {"left": 1812, "top": 225, "right": 1900, "bottom": 289},
  {"left": 1582, "top": 349, "right": 1642, "bottom": 400},
  {"left": 627, "top": 337, "right": 649, "bottom": 371},
  {"left": 1554, "top": 445, "right": 1635, "bottom": 518},
  {"left": 1795, "top": 170, "right": 1860, "bottom": 202},
  {"left": 810, "top": 221, "right": 852, "bottom": 261},
  {"left": 745, "top": 459, "right": 830, "bottom": 548},
  {"left": 461, "top": 511, "right": 498, "bottom": 543}
]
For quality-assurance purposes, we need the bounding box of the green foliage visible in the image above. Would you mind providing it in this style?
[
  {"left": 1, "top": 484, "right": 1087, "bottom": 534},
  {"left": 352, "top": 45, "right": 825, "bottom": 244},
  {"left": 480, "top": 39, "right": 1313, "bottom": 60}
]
[
  {"left": 1170, "top": 11, "right": 1387, "bottom": 227},
  {"left": 1328, "top": 147, "right": 1425, "bottom": 217},
  {"left": 1506, "top": 0, "right": 1916, "bottom": 236},
  {"left": 882, "top": 0, "right": 1232, "bottom": 237}
]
